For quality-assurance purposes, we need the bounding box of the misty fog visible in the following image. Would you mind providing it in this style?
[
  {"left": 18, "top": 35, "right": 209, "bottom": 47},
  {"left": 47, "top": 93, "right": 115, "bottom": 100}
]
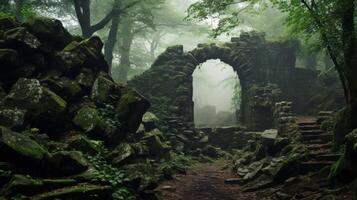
[{"left": 193, "top": 60, "right": 240, "bottom": 127}]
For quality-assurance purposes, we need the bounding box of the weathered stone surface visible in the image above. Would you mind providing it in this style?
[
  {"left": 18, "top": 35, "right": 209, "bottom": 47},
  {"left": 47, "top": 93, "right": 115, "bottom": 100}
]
[
  {"left": 0, "top": 107, "right": 26, "bottom": 129},
  {"left": 25, "top": 17, "right": 73, "bottom": 50},
  {"left": 142, "top": 112, "right": 159, "bottom": 132},
  {"left": 116, "top": 86, "right": 150, "bottom": 133},
  {"left": 56, "top": 37, "right": 108, "bottom": 75},
  {"left": 108, "top": 143, "right": 135, "bottom": 167},
  {"left": 48, "top": 151, "right": 88, "bottom": 176},
  {"left": 75, "top": 68, "right": 95, "bottom": 89},
  {"left": 66, "top": 135, "right": 99, "bottom": 155},
  {"left": 142, "top": 134, "right": 170, "bottom": 157},
  {"left": 4, "top": 27, "right": 41, "bottom": 50},
  {"left": 0, "top": 126, "right": 48, "bottom": 165},
  {"left": 73, "top": 105, "right": 100, "bottom": 132},
  {"left": 43, "top": 77, "right": 82, "bottom": 101},
  {"left": 91, "top": 75, "right": 118, "bottom": 103},
  {"left": 6, "top": 78, "right": 67, "bottom": 116}
]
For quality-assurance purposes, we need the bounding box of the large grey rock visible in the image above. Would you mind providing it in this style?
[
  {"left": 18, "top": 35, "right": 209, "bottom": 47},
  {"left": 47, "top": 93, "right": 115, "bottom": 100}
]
[
  {"left": 73, "top": 105, "right": 100, "bottom": 132},
  {"left": 0, "top": 126, "right": 48, "bottom": 165},
  {"left": 116, "top": 86, "right": 150, "bottom": 133},
  {"left": 72, "top": 105, "right": 121, "bottom": 143},
  {"left": 24, "top": 17, "right": 73, "bottom": 50},
  {"left": 0, "top": 107, "right": 26, "bottom": 129},
  {"left": 6, "top": 78, "right": 67, "bottom": 115},
  {"left": 4, "top": 27, "right": 41, "bottom": 49},
  {"left": 107, "top": 143, "right": 135, "bottom": 167},
  {"left": 56, "top": 37, "right": 108, "bottom": 74},
  {"left": 91, "top": 75, "right": 118, "bottom": 103},
  {"left": 48, "top": 151, "right": 88, "bottom": 176}
]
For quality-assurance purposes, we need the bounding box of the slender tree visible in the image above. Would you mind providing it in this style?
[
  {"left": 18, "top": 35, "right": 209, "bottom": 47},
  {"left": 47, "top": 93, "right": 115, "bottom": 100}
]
[{"left": 73, "top": 0, "right": 120, "bottom": 38}]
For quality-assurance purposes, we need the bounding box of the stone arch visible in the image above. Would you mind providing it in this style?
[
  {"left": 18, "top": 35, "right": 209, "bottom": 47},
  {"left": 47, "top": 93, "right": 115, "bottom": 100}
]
[
  {"left": 129, "top": 33, "right": 298, "bottom": 130},
  {"left": 183, "top": 44, "right": 253, "bottom": 125}
]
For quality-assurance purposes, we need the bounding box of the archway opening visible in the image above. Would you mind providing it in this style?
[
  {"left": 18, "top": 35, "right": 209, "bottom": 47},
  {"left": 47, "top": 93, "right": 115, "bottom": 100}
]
[{"left": 192, "top": 59, "right": 241, "bottom": 128}]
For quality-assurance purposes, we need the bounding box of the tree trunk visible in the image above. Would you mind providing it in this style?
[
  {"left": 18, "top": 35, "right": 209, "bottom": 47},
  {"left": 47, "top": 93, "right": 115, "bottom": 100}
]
[
  {"left": 118, "top": 18, "right": 134, "bottom": 83},
  {"left": 341, "top": 0, "right": 357, "bottom": 120},
  {"left": 74, "top": 0, "right": 117, "bottom": 38},
  {"left": 74, "top": 0, "right": 92, "bottom": 38},
  {"left": 104, "top": 14, "right": 120, "bottom": 76},
  {"left": 333, "top": 0, "right": 357, "bottom": 147}
]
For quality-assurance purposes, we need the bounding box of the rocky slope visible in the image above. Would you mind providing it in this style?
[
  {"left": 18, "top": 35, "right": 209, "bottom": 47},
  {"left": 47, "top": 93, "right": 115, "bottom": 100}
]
[{"left": 0, "top": 16, "right": 187, "bottom": 200}]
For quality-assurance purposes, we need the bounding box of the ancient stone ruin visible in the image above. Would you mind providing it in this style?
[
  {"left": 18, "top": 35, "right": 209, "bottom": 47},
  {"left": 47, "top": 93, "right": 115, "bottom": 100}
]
[{"left": 130, "top": 32, "right": 343, "bottom": 131}]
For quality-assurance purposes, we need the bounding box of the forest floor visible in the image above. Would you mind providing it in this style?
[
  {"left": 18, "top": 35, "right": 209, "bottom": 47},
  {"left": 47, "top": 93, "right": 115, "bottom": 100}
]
[{"left": 156, "top": 160, "right": 269, "bottom": 200}]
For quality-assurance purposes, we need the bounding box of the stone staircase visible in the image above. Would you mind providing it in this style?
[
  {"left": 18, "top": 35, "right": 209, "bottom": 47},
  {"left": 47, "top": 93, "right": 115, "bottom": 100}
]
[{"left": 297, "top": 117, "right": 341, "bottom": 173}]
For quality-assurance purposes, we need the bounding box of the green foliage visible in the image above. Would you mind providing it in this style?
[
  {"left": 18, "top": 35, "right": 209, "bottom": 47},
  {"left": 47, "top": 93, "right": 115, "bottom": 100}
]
[
  {"left": 112, "top": 188, "right": 133, "bottom": 200},
  {"left": 159, "top": 151, "right": 194, "bottom": 178},
  {"left": 186, "top": 0, "right": 261, "bottom": 37},
  {"left": 86, "top": 150, "right": 128, "bottom": 187},
  {"left": 97, "top": 104, "right": 121, "bottom": 131}
]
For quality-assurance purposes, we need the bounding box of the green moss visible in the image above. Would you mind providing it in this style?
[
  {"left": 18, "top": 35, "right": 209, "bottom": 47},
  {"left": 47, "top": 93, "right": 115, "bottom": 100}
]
[
  {"left": 42, "top": 88, "right": 67, "bottom": 113},
  {"left": 329, "top": 154, "right": 355, "bottom": 183},
  {"left": 0, "top": 126, "right": 48, "bottom": 161},
  {"left": 73, "top": 106, "right": 100, "bottom": 131},
  {"left": 63, "top": 41, "right": 79, "bottom": 52},
  {"left": 334, "top": 106, "right": 354, "bottom": 148}
]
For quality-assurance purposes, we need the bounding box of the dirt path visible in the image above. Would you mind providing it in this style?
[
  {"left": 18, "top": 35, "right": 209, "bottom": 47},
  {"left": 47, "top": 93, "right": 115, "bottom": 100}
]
[{"left": 157, "top": 161, "right": 269, "bottom": 200}]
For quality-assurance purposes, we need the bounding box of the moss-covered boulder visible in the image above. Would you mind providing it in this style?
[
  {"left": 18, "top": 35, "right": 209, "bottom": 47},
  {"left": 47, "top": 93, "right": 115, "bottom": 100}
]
[
  {"left": 4, "top": 27, "right": 41, "bottom": 50},
  {"left": 56, "top": 37, "right": 108, "bottom": 75},
  {"left": 48, "top": 151, "right": 88, "bottom": 177},
  {"left": 73, "top": 105, "right": 100, "bottom": 132},
  {"left": 107, "top": 143, "right": 136, "bottom": 167},
  {"left": 0, "top": 107, "right": 26, "bottom": 129},
  {"left": 5, "top": 78, "right": 67, "bottom": 130},
  {"left": 24, "top": 17, "right": 73, "bottom": 51},
  {"left": 66, "top": 135, "right": 100, "bottom": 155},
  {"left": 0, "top": 126, "right": 48, "bottom": 166},
  {"left": 72, "top": 105, "right": 121, "bottom": 142},
  {"left": 75, "top": 68, "right": 95, "bottom": 89},
  {"left": 142, "top": 134, "right": 170, "bottom": 157},
  {"left": 6, "top": 78, "right": 67, "bottom": 114},
  {"left": 5, "top": 78, "right": 43, "bottom": 109},
  {"left": 116, "top": 86, "right": 150, "bottom": 133},
  {"left": 43, "top": 77, "right": 82, "bottom": 101},
  {"left": 142, "top": 112, "right": 159, "bottom": 132},
  {"left": 91, "top": 75, "right": 118, "bottom": 103}
]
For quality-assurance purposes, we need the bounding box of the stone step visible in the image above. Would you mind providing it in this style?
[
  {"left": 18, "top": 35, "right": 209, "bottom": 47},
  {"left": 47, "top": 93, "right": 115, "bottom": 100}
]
[
  {"left": 300, "top": 161, "right": 334, "bottom": 173},
  {"left": 306, "top": 153, "right": 341, "bottom": 162},
  {"left": 298, "top": 122, "right": 317, "bottom": 126},
  {"left": 299, "top": 125, "right": 320, "bottom": 131},
  {"left": 301, "top": 134, "right": 333, "bottom": 142},
  {"left": 300, "top": 130, "right": 324, "bottom": 135},
  {"left": 306, "top": 143, "right": 333, "bottom": 151},
  {"left": 303, "top": 139, "right": 327, "bottom": 145}
]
